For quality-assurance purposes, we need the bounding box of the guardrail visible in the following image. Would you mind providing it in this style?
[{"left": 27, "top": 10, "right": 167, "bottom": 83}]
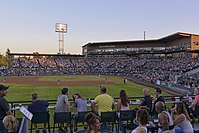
[
  {"left": 9, "top": 95, "right": 194, "bottom": 117},
  {"left": 9, "top": 95, "right": 195, "bottom": 132}
]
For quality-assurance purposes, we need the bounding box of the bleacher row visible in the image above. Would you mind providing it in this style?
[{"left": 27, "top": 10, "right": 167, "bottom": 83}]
[{"left": 1, "top": 56, "right": 199, "bottom": 89}]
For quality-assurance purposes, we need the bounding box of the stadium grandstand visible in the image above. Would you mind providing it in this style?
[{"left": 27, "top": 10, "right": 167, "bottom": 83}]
[
  {"left": 82, "top": 32, "right": 199, "bottom": 58},
  {"left": 1, "top": 32, "right": 199, "bottom": 95}
]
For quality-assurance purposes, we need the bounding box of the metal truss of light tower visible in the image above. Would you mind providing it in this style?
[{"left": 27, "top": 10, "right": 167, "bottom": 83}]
[{"left": 55, "top": 23, "right": 67, "bottom": 54}]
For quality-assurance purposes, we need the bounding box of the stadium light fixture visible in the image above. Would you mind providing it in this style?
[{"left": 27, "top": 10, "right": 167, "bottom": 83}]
[
  {"left": 55, "top": 23, "right": 67, "bottom": 54},
  {"left": 55, "top": 23, "right": 67, "bottom": 33}
]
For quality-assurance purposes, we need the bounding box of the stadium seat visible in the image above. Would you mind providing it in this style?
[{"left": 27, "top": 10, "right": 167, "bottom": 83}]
[
  {"left": 74, "top": 111, "right": 91, "bottom": 131},
  {"left": 30, "top": 111, "right": 50, "bottom": 133},
  {"left": 53, "top": 112, "right": 73, "bottom": 133},
  {"left": 100, "top": 111, "right": 118, "bottom": 132},
  {"left": 118, "top": 109, "right": 136, "bottom": 133}
]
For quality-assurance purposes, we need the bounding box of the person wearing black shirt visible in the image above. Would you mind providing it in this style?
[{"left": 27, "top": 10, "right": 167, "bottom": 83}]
[
  {"left": 139, "top": 88, "right": 152, "bottom": 113},
  {"left": 28, "top": 93, "right": 49, "bottom": 133},
  {"left": 0, "top": 84, "right": 13, "bottom": 133},
  {"left": 152, "top": 88, "right": 165, "bottom": 117}
]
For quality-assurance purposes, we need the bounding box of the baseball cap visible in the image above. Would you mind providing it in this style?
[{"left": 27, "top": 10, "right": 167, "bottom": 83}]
[
  {"left": 0, "top": 84, "right": 9, "bottom": 91},
  {"left": 100, "top": 86, "right": 107, "bottom": 92}
]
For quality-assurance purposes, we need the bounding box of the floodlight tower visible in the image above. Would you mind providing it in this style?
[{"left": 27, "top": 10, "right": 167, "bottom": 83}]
[{"left": 55, "top": 23, "right": 67, "bottom": 54}]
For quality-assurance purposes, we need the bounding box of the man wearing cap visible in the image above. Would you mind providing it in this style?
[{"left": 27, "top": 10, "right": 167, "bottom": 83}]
[
  {"left": 0, "top": 84, "right": 12, "bottom": 133},
  {"left": 91, "top": 86, "right": 115, "bottom": 115}
]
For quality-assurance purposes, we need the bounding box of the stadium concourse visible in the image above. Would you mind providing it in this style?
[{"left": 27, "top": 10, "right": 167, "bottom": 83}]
[{"left": 0, "top": 55, "right": 199, "bottom": 95}]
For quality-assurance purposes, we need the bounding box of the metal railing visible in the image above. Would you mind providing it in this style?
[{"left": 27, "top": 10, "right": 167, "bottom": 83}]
[{"left": 9, "top": 95, "right": 192, "bottom": 117}]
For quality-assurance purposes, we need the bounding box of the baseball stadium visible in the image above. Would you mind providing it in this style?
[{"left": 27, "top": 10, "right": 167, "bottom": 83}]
[{"left": 1, "top": 32, "right": 199, "bottom": 132}]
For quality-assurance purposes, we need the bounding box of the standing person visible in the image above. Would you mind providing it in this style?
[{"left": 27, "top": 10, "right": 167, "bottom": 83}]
[
  {"left": 124, "top": 78, "right": 127, "bottom": 85},
  {"left": 85, "top": 112, "right": 101, "bottom": 133},
  {"left": 131, "top": 109, "right": 149, "bottom": 133},
  {"left": 172, "top": 102, "right": 193, "bottom": 133},
  {"left": 152, "top": 88, "right": 165, "bottom": 116},
  {"left": 139, "top": 88, "right": 152, "bottom": 113},
  {"left": 28, "top": 93, "right": 49, "bottom": 133},
  {"left": 57, "top": 79, "right": 61, "bottom": 86},
  {"left": 117, "top": 89, "right": 130, "bottom": 111},
  {"left": 105, "top": 78, "right": 108, "bottom": 84},
  {"left": 55, "top": 88, "right": 71, "bottom": 132},
  {"left": 0, "top": 84, "right": 12, "bottom": 133},
  {"left": 91, "top": 86, "right": 115, "bottom": 116}
]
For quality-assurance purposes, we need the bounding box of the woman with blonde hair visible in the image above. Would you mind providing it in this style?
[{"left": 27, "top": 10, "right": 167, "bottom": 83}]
[
  {"left": 85, "top": 112, "right": 101, "bottom": 133},
  {"left": 3, "top": 115, "right": 19, "bottom": 133}
]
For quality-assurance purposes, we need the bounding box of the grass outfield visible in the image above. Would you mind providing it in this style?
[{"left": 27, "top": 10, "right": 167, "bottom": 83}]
[
  {"left": 0, "top": 75, "right": 172, "bottom": 129},
  {"left": 0, "top": 75, "right": 170, "bottom": 101}
]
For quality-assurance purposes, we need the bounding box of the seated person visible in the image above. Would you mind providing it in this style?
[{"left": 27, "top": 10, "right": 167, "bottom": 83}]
[
  {"left": 91, "top": 86, "right": 115, "bottom": 116},
  {"left": 85, "top": 112, "right": 101, "bottom": 133},
  {"left": 172, "top": 102, "right": 193, "bottom": 133},
  {"left": 73, "top": 92, "right": 87, "bottom": 115},
  {"left": 28, "top": 93, "right": 49, "bottom": 133},
  {"left": 73, "top": 92, "right": 87, "bottom": 131},
  {"left": 139, "top": 88, "right": 152, "bottom": 113},
  {"left": 55, "top": 88, "right": 71, "bottom": 132},
  {"left": 3, "top": 115, "right": 19, "bottom": 133},
  {"left": 152, "top": 88, "right": 165, "bottom": 117},
  {"left": 189, "top": 86, "right": 199, "bottom": 117},
  {"left": 117, "top": 90, "right": 130, "bottom": 111},
  {"left": 155, "top": 101, "right": 175, "bottom": 133},
  {"left": 131, "top": 109, "right": 148, "bottom": 133}
]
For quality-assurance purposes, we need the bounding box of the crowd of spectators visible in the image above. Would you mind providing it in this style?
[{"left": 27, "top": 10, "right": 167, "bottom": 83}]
[{"left": 1, "top": 56, "right": 199, "bottom": 88}]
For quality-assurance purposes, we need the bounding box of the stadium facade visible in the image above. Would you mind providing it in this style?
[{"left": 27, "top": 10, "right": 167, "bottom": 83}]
[{"left": 82, "top": 32, "right": 199, "bottom": 57}]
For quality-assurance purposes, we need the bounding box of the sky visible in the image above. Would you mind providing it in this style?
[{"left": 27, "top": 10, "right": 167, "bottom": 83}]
[{"left": 0, "top": 0, "right": 199, "bottom": 55}]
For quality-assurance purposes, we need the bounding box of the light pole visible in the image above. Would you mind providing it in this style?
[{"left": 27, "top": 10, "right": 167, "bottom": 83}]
[{"left": 55, "top": 23, "right": 67, "bottom": 54}]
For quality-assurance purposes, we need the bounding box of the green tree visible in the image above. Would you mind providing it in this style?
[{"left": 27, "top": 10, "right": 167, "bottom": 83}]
[{"left": 0, "top": 54, "right": 8, "bottom": 66}]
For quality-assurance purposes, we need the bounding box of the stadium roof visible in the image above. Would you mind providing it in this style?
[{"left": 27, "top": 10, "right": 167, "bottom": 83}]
[
  {"left": 83, "top": 32, "right": 198, "bottom": 47},
  {"left": 8, "top": 53, "right": 85, "bottom": 57},
  {"left": 158, "top": 32, "right": 193, "bottom": 43}
]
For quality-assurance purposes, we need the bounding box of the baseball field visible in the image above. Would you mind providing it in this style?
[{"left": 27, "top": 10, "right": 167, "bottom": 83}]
[
  {"left": 0, "top": 75, "right": 173, "bottom": 130},
  {"left": 0, "top": 75, "right": 169, "bottom": 101}
]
